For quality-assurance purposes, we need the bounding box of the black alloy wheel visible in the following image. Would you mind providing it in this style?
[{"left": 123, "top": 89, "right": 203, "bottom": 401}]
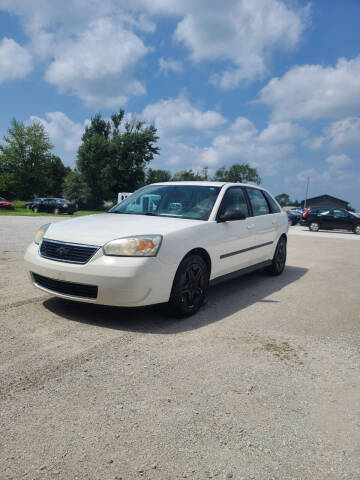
[
  {"left": 168, "top": 254, "right": 209, "bottom": 318},
  {"left": 266, "top": 237, "right": 287, "bottom": 276}
]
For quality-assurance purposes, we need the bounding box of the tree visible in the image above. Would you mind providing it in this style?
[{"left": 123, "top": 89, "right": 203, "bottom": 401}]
[
  {"left": 172, "top": 169, "right": 205, "bottom": 181},
  {"left": 145, "top": 168, "right": 171, "bottom": 184},
  {"left": 0, "top": 119, "right": 54, "bottom": 199},
  {"left": 45, "top": 155, "right": 71, "bottom": 197},
  {"left": 108, "top": 117, "right": 159, "bottom": 196},
  {"left": 275, "top": 193, "right": 291, "bottom": 207},
  {"left": 76, "top": 110, "right": 159, "bottom": 208},
  {"left": 213, "top": 163, "right": 261, "bottom": 184},
  {"left": 62, "top": 169, "right": 91, "bottom": 208}
]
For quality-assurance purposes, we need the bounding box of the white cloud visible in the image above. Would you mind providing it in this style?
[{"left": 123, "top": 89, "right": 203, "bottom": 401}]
[
  {"left": 172, "top": 0, "right": 309, "bottom": 88},
  {"left": 135, "top": 0, "right": 309, "bottom": 87},
  {"left": 142, "top": 95, "right": 227, "bottom": 137},
  {"left": 45, "top": 18, "right": 148, "bottom": 107},
  {"left": 144, "top": 103, "right": 300, "bottom": 176},
  {"left": 325, "top": 154, "right": 352, "bottom": 170},
  {"left": 0, "top": 1, "right": 151, "bottom": 107},
  {"left": 260, "top": 56, "right": 360, "bottom": 121},
  {"left": 296, "top": 154, "right": 353, "bottom": 185},
  {"left": 258, "top": 122, "right": 308, "bottom": 143},
  {"left": 0, "top": 37, "right": 32, "bottom": 83},
  {"left": 324, "top": 117, "right": 360, "bottom": 150},
  {"left": 306, "top": 116, "right": 360, "bottom": 152},
  {"left": 159, "top": 57, "right": 183, "bottom": 75},
  {"left": 0, "top": 0, "right": 309, "bottom": 102}
]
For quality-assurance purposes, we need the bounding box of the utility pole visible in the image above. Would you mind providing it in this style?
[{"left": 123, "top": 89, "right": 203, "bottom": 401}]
[{"left": 304, "top": 176, "right": 310, "bottom": 208}]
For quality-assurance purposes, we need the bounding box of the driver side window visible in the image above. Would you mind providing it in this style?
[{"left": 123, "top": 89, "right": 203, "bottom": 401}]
[{"left": 219, "top": 187, "right": 249, "bottom": 218}]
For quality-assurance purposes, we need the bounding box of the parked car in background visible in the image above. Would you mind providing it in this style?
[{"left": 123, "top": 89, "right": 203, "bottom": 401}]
[
  {"left": 286, "top": 208, "right": 303, "bottom": 226},
  {"left": 32, "top": 198, "right": 76, "bottom": 215},
  {"left": 25, "top": 197, "right": 44, "bottom": 209},
  {"left": 0, "top": 196, "right": 14, "bottom": 209},
  {"left": 301, "top": 208, "right": 360, "bottom": 234},
  {"left": 300, "top": 206, "right": 328, "bottom": 225},
  {"left": 25, "top": 182, "right": 288, "bottom": 318}
]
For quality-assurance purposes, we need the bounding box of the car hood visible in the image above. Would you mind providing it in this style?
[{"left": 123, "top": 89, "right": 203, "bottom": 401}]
[{"left": 44, "top": 213, "right": 202, "bottom": 245}]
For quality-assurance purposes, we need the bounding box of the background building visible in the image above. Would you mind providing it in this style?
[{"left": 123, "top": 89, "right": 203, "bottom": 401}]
[{"left": 301, "top": 195, "right": 349, "bottom": 209}]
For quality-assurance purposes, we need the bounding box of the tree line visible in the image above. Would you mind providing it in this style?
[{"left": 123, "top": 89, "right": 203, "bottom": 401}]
[{"left": 0, "top": 110, "right": 261, "bottom": 209}]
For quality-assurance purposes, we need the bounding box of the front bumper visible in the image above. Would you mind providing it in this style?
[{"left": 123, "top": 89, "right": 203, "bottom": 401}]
[{"left": 24, "top": 242, "right": 177, "bottom": 307}]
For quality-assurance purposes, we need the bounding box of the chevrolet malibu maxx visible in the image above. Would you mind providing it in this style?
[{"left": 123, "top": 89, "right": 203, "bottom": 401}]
[{"left": 25, "top": 182, "right": 288, "bottom": 317}]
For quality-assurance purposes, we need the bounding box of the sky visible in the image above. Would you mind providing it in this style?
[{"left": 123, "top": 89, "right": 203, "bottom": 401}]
[{"left": 0, "top": 0, "right": 359, "bottom": 208}]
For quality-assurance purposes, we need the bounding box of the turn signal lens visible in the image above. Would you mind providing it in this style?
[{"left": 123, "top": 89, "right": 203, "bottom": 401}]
[
  {"left": 34, "top": 223, "right": 51, "bottom": 245},
  {"left": 103, "top": 235, "right": 162, "bottom": 257}
]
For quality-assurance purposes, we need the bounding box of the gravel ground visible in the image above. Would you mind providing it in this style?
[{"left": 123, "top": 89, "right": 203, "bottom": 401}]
[{"left": 0, "top": 216, "right": 359, "bottom": 480}]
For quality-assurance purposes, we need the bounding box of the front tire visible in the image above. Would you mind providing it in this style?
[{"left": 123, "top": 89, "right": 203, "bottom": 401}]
[
  {"left": 266, "top": 237, "right": 287, "bottom": 276},
  {"left": 354, "top": 225, "right": 360, "bottom": 235},
  {"left": 33, "top": 207, "right": 39, "bottom": 213},
  {"left": 168, "top": 254, "right": 209, "bottom": 318},
  {"left": 54, "top": 207, "right": 60, "bottom": 215},
  {"left": 309, "top": 222, "right": 320, "bottom": 232}
]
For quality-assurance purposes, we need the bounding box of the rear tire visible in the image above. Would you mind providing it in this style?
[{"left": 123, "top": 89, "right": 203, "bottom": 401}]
[
  {"left": 168, "top": 254, "right": 209, "bottom": 318},
  {"left": 266, "top": 237, "right": 287, "bottom": 276},
  {"left": 354, "top": 225, "right": 360, "bottom": 235},
  {"left": 309, "top": 222, "right": 320, "bottom": 232}
]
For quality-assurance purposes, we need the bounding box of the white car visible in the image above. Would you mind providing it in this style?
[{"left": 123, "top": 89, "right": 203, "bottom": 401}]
[{"left": 24, "top": 182, "right": 288, "bottom": 317}]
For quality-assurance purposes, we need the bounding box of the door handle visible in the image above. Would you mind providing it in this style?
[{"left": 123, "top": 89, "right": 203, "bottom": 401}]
[
  {"left": 272, "top": 220, "right": 278, "bottom": 225},
  {"left": 247, "top": 224, "right": 255, "bottom": 229}
]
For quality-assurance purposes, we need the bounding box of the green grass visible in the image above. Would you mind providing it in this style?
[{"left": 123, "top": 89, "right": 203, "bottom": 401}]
[{"left": 0, "top": 200, "right": 104, "bottom": 217}]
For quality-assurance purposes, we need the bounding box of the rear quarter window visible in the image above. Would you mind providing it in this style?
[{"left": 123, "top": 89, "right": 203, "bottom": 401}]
[{"left": 263, "top": 191, "right": 281, "bottom": 213}]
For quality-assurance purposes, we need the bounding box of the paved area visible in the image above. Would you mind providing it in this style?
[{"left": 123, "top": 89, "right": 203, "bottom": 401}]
[{"left": 0, "top": 216, "right": 359, "bottom": 480}]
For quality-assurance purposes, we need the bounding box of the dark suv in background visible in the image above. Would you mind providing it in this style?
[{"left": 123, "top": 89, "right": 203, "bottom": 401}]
[
  {"left": 301, "top": 207, "right": 360, "bottom": 234},
  {"left": 32, "top": 198, "right": 77, "bottom": 215}
]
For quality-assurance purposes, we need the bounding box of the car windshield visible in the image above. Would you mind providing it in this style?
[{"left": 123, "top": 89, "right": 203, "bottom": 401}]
[{"left": 109, "top": 184, "right": 221, "bottom": 220}]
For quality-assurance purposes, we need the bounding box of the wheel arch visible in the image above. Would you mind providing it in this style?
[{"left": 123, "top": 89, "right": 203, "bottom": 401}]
[{"left": 182, "top": 247, "right": 212, "bottom": 277}]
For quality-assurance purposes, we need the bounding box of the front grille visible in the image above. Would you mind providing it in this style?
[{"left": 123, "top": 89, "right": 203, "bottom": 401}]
[
  {"left": 40, "top": 239, "right": 99, "bottom": 264},
  {"left": 32, "top": 273, "right": 98, "bottom": 299}
]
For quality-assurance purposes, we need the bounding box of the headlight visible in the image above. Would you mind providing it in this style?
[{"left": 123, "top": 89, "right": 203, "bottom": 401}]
[
  {"left": 34, "top": 223, "right": 51, "bottom": 244},
  {"left": 103, "top": 235, "right": 162, "bottom": 257}
]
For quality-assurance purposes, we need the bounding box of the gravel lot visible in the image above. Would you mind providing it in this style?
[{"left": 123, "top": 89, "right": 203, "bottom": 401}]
[{"left": 1, "top": 217, "right": 359, "bottom": 480}]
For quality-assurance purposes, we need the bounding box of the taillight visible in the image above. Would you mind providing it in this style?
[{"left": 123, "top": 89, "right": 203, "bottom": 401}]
[{"left": 302, "top": 208, "right": 310, "bottom": 218}]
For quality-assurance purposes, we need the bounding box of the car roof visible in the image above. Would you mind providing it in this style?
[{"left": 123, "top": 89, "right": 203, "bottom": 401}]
[{"left": 151, "top": 181, "right": 265, "bottom": 190}]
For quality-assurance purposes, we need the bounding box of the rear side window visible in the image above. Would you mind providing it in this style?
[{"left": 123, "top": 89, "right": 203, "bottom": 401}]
[
  {"left": 333, "top": 209, "right": 348, "bottom": 218},
  {"left": 246, "top": 188, "right": 270, "bottom": 216},
  {"left": 219, "top": 187, "right": 249, "bottom": 218},
  {"left": 263, "top": 191, "right": 281, "bottom": 213}
]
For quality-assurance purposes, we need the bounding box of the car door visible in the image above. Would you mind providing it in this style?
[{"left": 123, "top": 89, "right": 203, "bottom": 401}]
[
  {"left": 332, "top": 209, "right": 353, "bottom": 230},
  {"left": 210, "top": 186, "right": 256, "bottom": 277},
  {"left": 316, "top": 209, "right": 333, "bottom": 229},
  {"left": 245, "top": 187, "right": 276, "bottom": 262},
  {"left": 37, "top": 199, "right": 47, "bottom": 212}
]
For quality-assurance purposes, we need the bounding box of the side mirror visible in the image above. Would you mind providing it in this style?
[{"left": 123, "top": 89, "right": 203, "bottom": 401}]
[{"left": 217, "top": 208, "right": 246, "bottom": 222}]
